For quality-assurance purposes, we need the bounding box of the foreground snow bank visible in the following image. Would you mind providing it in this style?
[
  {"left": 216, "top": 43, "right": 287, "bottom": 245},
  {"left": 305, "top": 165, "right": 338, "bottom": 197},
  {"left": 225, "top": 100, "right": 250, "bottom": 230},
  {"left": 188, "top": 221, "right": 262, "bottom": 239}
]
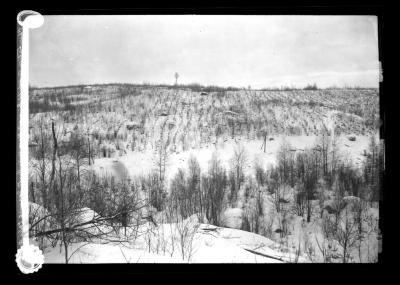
[
  {"left": 43, "top": 217, "right": 307, "bottom": 263},
  {"left": 44, "top": 242, "right": 185, "bottom": 263}
]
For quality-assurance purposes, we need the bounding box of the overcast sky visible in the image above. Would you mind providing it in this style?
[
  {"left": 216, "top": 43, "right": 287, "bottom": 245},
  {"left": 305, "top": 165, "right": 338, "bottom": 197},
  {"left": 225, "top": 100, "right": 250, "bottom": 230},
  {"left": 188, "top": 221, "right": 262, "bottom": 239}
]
[{"left": 29, "top": 15, "right": 379, "bottom": 89}]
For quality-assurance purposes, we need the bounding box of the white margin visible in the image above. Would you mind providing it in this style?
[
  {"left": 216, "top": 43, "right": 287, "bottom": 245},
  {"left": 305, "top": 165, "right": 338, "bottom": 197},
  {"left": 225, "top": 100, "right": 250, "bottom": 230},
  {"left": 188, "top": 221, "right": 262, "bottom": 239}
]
[{"left": 17, "top": 10, "right": 44, "bottom": 273}]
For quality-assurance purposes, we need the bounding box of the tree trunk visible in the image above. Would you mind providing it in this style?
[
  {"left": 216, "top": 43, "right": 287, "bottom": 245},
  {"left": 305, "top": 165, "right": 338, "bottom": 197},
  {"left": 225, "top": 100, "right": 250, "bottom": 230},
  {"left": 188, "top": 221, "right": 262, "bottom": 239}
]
[
  {"left": 49, "top": 121, "right": 58, "bottom": 206},
  {"left": 264, "top": 134, "right": 266, "bottom": 153},
  {"left": 30, "top": 181, "right": 36, "bottom": 203},
  {"left": 64, "top": 239, "right": 69, "bottom": 264},
  {"left": 87, "top": 137, "right": 92, "bottom": 166},
  {"left": 307, "top": 199, "right": 311, "bottom": 223}
]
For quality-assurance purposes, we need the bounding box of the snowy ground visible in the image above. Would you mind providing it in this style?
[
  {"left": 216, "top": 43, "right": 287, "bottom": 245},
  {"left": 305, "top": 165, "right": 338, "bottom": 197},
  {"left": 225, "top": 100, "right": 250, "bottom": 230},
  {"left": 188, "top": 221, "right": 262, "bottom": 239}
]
[
  {"left": 36, "top": 192, "right": 379, "bottom": 264},
  {"left": 42, "top": 218, "right": 307, "bottom": 263},
  {"left": 91, "top": 134, "right": 376, "bottom": 185},
  {"left": 31, "top": 132, "right": 380, "bottom": 264},
  {"left": 28, "top": 87, "right": 380, "bottom": 263}
]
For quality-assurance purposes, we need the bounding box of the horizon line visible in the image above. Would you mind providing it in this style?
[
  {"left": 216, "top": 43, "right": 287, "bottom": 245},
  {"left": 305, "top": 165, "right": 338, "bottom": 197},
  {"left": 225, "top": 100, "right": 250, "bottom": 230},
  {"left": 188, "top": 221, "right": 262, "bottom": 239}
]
[{"left": 29, "top": 81, "right": 379, "bottom": 90}]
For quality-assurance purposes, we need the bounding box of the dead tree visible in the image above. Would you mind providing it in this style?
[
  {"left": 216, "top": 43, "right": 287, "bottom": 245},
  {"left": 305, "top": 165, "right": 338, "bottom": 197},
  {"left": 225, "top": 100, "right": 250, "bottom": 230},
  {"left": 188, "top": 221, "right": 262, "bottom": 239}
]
[
  {"left": 230, "top": 145, "right": 248, "bottom": 203},
  {"left": 187, "top": 155, "right": 202, "bottom": 217},
  {"left": 31, "top": 118, "right": 51, "bottom": 209},
  {"left": 336, "top": 208, "right": 358, "bottom": 263},
  {"left": 201, "top": 153, "right": 228, "bottom": 226},
  {"left": 260, "top": 129, "right": 268, "bottom": 153},
  {"left": 85, "top": 128, "right": 93, "bottom": 166}
]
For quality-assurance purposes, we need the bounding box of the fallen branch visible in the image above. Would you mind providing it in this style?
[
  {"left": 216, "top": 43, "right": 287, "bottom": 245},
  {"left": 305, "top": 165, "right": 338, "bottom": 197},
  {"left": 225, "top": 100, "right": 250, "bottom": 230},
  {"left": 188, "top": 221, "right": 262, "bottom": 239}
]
[
  {"left": 202, "top": 228, "right": 218, "bottom": 232},
  {"left": 201, "top": 226, "right": 219, "bottom": 232},
  {"left": 243, "top": 248, "right": 286, "bottom": 262}
]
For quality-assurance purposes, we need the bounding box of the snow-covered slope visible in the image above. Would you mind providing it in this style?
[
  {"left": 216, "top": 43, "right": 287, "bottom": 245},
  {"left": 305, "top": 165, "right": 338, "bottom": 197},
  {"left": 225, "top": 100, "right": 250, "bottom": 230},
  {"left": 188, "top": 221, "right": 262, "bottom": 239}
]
[
  {"left": 43, "top": 219, "right": 305, "bottom": 263},
  {"left": 91, "top": 133, "right": 376, "bottom": 187}
]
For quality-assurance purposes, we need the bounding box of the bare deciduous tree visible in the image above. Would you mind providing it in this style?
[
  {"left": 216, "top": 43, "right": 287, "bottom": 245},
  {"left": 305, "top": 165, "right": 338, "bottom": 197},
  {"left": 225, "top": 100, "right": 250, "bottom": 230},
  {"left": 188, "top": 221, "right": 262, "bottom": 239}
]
[
  {"left": 201, "top": 153, "right": 227, "bottom": 226},
  {"left": 335, "top": 208, "right": 358, "bottom": 263},
  {"left": 229, "top": 144, "right": 248, "bottom": 204}
]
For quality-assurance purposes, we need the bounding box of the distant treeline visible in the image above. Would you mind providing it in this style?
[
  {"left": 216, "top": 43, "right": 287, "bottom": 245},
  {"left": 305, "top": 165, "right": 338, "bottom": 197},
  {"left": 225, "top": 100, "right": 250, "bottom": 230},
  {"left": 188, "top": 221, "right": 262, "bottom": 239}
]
[
  {"left": 260, "top": 84, "right": 378, "bottom": 91},
  {"left": 30, "top": 82, "right": 378, "bottom": 93},
  {"left": 29, "top": 83, "right": 243, "bottom": 96}
]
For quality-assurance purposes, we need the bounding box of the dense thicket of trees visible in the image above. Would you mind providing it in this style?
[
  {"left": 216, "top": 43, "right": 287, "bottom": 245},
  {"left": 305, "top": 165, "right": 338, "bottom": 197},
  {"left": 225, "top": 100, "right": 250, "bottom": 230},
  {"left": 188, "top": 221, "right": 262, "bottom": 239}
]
[
  {"left": 363, "top": 137, "right": 384, "bottom": 201},
  {"left": 29, "top": 121, "right": 150, "bottom": 263}
]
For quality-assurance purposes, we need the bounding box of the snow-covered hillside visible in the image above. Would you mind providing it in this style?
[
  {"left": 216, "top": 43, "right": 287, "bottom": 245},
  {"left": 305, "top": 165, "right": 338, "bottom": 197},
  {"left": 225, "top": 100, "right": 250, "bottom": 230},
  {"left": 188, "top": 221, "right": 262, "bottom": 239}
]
[
  {"left": 91, "top": 134, "right": 377, "bottom": 187},
  {"left": 28, "top": 85, "right": 381, "bottom": 263}
]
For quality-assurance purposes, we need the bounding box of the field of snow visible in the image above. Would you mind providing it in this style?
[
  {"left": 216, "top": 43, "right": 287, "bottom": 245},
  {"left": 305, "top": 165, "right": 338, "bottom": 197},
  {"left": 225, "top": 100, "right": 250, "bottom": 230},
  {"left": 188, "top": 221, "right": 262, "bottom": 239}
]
[
  {"left": 34, "top": 192, "right": 379, "bottom": 264},
  {"left": 41, "top": 216, "right": 306, "bottom": 263},
  {"left": 91, "top": 134, "right": 376, "bottom": 187}
]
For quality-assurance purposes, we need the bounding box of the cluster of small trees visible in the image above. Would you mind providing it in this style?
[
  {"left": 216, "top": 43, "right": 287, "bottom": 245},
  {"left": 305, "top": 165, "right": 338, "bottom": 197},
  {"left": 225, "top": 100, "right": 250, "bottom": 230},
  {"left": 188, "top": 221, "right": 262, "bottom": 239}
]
[
  {"left": 30, "top": 170, "right": 149, "bottom": 263},
  {"left": 303, "top": 83, "right": 319, "bottom": 90},
  {"left": 295, "top": 135, "right": 376, "bottom": 198},
  {"left": 315, "top": 196, "right": 379, "bottom": 263},
  {"left": 166, "top": 143, "right": 252, "bottom": 227},
  {"left": 246, "top": 136, "right": 382, "bottom": 262},
  {"left": 168, "top": 153, "right": 228, "bottom": 226},
  {"left": 363, "top": 137, "right": 384, "bottom": 201},
  {"left": 29, "top": 120, "right": 151, "bottom": 263}
]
